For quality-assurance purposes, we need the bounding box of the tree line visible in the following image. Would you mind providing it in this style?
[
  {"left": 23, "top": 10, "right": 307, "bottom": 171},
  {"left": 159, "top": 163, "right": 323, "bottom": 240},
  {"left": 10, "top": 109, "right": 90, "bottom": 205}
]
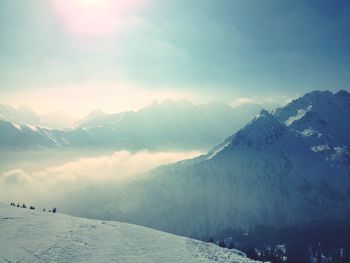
[{"left": 10, "top": 202, "right": 57, "bottom": 213}]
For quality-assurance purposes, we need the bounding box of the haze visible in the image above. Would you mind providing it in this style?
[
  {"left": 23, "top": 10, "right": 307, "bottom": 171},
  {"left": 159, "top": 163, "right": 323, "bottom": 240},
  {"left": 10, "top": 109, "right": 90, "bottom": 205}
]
[{"left": 1, "top": 1, "right": 349, "bottom": 116}]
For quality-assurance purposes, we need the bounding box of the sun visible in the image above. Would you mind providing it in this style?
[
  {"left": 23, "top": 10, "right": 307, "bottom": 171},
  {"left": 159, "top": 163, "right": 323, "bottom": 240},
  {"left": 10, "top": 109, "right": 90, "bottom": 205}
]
[
  {"left": 75, "top": 0, "right": 103, "bottom": 5},
  {"left": 53, "top": 0, "right": 142, "bottom": 37}
]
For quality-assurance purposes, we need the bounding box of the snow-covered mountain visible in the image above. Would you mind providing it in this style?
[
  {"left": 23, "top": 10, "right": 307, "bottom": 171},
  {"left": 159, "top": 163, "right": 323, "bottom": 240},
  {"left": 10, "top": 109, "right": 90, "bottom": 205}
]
[
  {"left": 0, "top": 100, "right": 266, "bottom": 151},
  {"left": 0, "top": 204, "right": 257, "bottom": 263},
  {"left": 274, "top": 90, "right": 350, "bottom": 146},
  {"left": 74, "top": 90, "right": 350, "bottom": 238},
  {"left": 0, "top": 104, "right": 76, "bottom": 129},
  {"left": 0, "top": 121, "right": 63, "bottom": 149},
  {"left": 0, "top": 104, "right": 41, "bottom": 126}
]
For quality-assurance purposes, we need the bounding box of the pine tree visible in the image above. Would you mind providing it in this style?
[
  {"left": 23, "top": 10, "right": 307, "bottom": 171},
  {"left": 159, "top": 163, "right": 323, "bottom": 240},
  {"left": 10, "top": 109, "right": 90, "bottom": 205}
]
[{"left": 219, "top": 240, "right": 226, "bottom": 248}]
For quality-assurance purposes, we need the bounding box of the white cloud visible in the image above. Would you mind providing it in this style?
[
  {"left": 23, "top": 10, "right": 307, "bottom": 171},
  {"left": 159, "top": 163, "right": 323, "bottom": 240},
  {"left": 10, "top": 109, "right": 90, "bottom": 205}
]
[
  {"left": 231, "top": 94, "right": 296, "bottom": 108},
  {"left": 0, "top": 150, "right": 201, "bottom": 206},
  {"left": 231, "top": 97, "right": 254, "bottom": 107},
  {"left": 1, "top": 169, "right": 31, "bottom": 185}
]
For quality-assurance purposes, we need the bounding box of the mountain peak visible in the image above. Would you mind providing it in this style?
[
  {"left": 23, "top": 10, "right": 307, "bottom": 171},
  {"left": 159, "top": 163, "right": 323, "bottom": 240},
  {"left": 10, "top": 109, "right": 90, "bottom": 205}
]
[
  {"left": 304, "top": 90, "right": 333, "bottom": 97},
  {"left": 87, "top": 109, "right": 107, "bottom": 117},
  {"left": 252, "top": 109, "right": 277, "bottom": 125},
  {"left": 273, "top": 90, "right": 350, "bottom": 125},
  {"left": 74, "top": 109, "right": 108, "bottom": 127},
  {"left": 335, "top": 89, "right": 350, "bottom": 99},
  {"left": 257, "top": 109, "right": 271, "bottom": 117},
  {"left": 222, "top": 89, "right": 350, "bottom": 154},
  {"left": 210, "top": 109, "right": 287, "bottom": 154}
]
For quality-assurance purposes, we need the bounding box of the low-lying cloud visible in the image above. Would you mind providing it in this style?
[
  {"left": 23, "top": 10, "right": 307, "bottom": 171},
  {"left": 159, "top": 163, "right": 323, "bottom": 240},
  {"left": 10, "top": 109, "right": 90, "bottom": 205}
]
[{"left": 0, "top": 150, "right": 201, "bottom": 207}]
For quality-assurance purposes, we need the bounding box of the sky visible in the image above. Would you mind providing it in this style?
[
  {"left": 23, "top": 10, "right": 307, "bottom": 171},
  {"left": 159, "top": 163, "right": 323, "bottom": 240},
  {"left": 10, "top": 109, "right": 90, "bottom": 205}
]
[{"left": 0, "top": 0, "right": 349, "bottom": 117}]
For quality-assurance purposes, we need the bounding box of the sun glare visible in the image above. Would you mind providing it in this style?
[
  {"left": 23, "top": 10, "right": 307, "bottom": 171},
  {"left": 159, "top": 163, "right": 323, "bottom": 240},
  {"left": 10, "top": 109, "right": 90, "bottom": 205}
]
[
  {"left": 53, "top": 0, "right": 142, "bottom": 37},
  {"left": 76, "top": 0, "right": 104, "bottom": 5}
]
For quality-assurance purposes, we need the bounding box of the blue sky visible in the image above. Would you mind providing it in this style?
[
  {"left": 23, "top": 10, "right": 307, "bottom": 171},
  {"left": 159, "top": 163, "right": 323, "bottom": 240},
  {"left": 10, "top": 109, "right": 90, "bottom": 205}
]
[{"left": 0, "top": 0, "right": 349, "bottom": 116}]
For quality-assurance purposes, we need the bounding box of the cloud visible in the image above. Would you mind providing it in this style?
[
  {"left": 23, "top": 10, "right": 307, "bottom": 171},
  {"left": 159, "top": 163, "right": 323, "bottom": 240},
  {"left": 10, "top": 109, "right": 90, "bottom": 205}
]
[
  {"left": 231, "top": 97, "right": 254, "bottom": 107},
  {"left": 231, "top": 94, "right": 296, "bottom": 108},
  {"left": 0, "top": 150, "right": 201, "bottom": 206},
  {"left": 1, "top": 169, "right": 31, "bottom": 185}
]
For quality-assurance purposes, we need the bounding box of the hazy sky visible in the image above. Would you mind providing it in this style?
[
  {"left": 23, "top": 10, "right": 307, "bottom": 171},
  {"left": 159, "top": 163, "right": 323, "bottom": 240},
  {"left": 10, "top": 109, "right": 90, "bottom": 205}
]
[{"left": 0, "top": 0, "right": 349, "bottom": 116}]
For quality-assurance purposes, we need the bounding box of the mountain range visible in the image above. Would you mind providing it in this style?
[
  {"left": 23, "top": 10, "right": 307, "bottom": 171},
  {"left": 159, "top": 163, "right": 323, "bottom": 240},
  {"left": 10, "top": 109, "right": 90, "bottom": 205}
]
[
  {"left": 0, "top": 100, "right": 273, "bottom": 151},
  {"left": 63, "top": 90, "right": 350, "bottom": 239}
]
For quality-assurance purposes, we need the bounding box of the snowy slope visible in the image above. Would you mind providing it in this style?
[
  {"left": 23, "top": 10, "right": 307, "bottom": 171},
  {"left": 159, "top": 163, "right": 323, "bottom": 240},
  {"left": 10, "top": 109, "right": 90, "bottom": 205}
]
[
  {"left": 69, "top": 90, "right": 350, "bottom": 238},
  {"left": 0, "top": 204, "right": 257, "bottom": 263},
  {"left": 0, "top": 121, "right": 65, "bottom": 149}
]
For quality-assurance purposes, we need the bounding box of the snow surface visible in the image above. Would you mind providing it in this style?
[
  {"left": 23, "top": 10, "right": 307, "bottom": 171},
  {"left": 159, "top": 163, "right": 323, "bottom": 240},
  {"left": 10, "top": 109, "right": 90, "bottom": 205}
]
[
  {"left": 284, "top": 108, "right": 308, "bottom": 126},
  {"left": 311, "top": 145, "right": 331, "bottom": 152},
  {"left": 0, "top": 204, "right": 257, "bottom": 263},
  {"left": 206, "top": 142, "right": 230, "bottom": 160}
]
